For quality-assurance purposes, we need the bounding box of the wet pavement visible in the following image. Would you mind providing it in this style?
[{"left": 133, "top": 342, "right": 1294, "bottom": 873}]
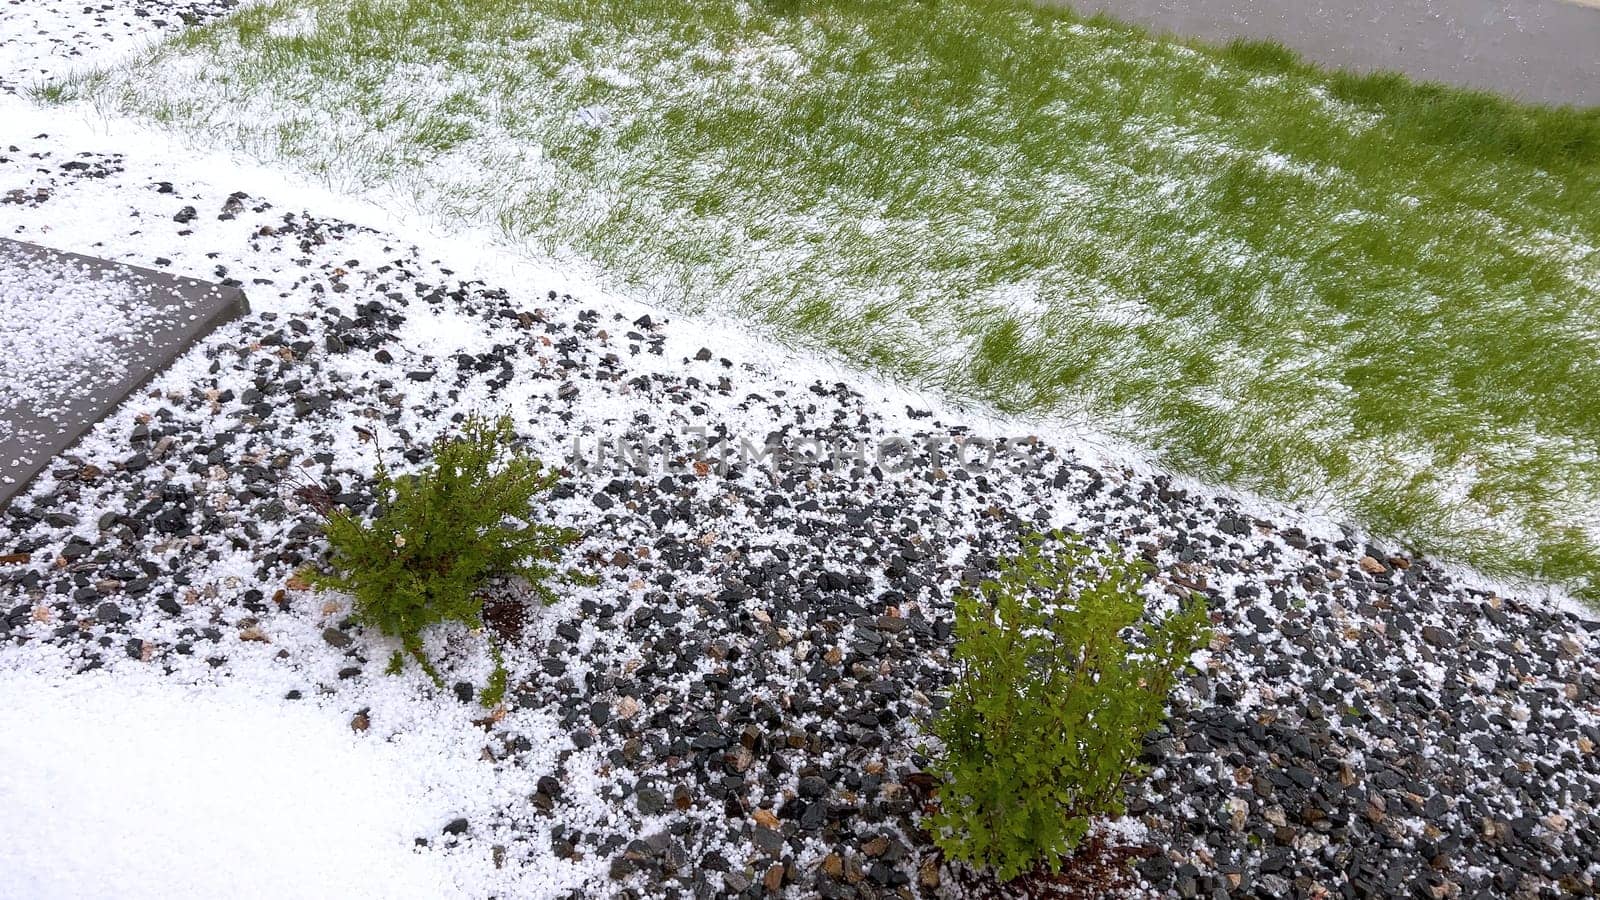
[{"left": 1050, "top": 0, "right": 1600, "bottom": 107}]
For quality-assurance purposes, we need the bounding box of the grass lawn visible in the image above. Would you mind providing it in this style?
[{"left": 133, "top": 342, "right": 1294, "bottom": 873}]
[{"left": 56, "top": 0, "right": 1600, "bottom": 598}]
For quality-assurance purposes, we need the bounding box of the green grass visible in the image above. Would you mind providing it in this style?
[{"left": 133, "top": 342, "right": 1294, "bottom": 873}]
[{"left": 60, "top": 0, "right": 1600, "bottom": 598}]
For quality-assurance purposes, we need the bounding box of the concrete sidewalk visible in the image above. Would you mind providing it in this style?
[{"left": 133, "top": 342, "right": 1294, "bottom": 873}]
[
  {"left": 0, "top": 239, "right": 248, "bottom": 509},
  {"left": 1049, "top": 0, "right": 1600, "bottom": 107}
]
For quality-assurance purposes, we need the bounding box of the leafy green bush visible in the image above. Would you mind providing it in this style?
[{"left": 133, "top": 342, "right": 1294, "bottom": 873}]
[
  {"left": 928, "top": 531, "right": 1210, "bottom": 881},
  {"left": 302, "top": 414, "right": 581, "bottom": 706}
]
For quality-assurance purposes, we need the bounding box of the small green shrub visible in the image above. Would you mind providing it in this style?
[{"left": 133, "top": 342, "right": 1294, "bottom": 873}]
[
  {"left": 302, "top": 414, "right": 581, "bottom": 704},
  {"left": 928, "top": 531, "right": 1210, "bottom": 882}
]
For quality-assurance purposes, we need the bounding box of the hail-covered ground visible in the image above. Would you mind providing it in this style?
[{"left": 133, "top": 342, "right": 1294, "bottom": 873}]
[
  {"left": 0, "top": 0, "right": 237, "bottom": 94},
  {"left": 55, "top": 0, "right": 1600, "bottom": 602},
  {"left": 3, "top": 3, "right": 1600, "bottom": 899},
  {"left": 0, "top": 238, "right": 222, "bottom": 462}
]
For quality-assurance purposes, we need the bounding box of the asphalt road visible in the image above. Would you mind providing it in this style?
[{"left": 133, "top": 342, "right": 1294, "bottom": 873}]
[{"left": 1047, "top": 0, "right": 1600, "bottom": 107}]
